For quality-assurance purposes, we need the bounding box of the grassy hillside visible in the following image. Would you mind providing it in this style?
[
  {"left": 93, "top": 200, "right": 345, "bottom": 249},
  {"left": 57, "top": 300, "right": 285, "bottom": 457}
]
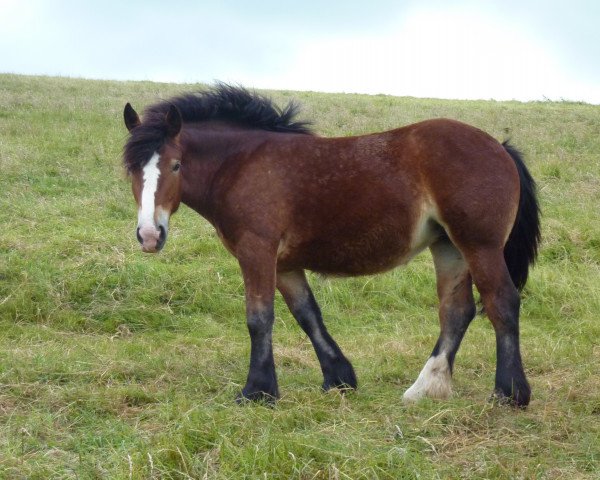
[{"left": 1, "top": 74, "right": 599, "bottom": 479}]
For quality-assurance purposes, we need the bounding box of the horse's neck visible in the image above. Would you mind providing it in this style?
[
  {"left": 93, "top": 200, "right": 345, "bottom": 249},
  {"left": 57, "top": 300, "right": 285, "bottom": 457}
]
[
  {"left": 179, "top": 125, "right": 262, "bottom": 221},
  {"left": 180, "top": 143, "right": 221, "bottom": 221}
]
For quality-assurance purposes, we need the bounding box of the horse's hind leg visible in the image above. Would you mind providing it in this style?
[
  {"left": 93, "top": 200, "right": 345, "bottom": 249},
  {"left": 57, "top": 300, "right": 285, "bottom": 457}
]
[
  {"left": 403, "top": 238, "right": 476, "bottom": 402},
  {"left": 464, "top": 247, "right": 530, "bottom": 406},
  {"left": 277, "top": 270, "right": 357, "bottom": 390}
]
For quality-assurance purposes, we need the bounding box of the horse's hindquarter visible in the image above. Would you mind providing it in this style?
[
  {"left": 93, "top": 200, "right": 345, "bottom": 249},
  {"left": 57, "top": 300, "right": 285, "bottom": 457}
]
[{"left": 405, "top": 119, "right": 521, "bottom": 249}]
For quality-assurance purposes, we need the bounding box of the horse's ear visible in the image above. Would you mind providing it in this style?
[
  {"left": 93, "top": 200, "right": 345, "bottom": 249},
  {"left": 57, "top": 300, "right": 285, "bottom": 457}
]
[
  {"left": 124, "top": 103, "right": 141, "bottom": 132},
  {"left": 165, "top": 104, "right": 182, "bottom": 138}
]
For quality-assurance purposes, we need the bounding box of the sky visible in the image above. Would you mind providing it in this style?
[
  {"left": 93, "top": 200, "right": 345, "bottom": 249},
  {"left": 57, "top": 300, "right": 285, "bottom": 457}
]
[{"left": 1, "top": 0, "right": 599, "bottom": 103}]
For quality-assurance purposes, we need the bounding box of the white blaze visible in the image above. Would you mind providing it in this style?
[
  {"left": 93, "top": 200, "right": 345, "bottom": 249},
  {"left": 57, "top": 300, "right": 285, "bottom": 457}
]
[{"left": 138, "top": 152, "right": 161, "bottom": 227}]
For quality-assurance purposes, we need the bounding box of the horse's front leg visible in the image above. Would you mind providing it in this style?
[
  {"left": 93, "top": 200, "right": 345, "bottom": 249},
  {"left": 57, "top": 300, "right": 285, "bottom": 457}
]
[
  {"left": 277, "top": 269, "right": 357, "bottom": 391},
  {"left": 236, "top": 237, "right": 279, "bottom": 403}
]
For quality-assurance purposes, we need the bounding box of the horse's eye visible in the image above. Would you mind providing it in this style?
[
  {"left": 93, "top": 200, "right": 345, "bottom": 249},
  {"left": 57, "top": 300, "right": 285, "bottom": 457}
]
[{"left": 173, "top": 162, "right": 181, "bottom": 172}]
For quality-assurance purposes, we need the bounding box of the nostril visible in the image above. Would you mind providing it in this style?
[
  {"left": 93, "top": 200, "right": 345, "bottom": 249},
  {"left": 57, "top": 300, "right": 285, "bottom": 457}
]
[
  {"left": 158, "top": 225, "right": 166, "bottom": 243},
  {"left": 136, "top": 227, "right": 143, "bottom": 245}
]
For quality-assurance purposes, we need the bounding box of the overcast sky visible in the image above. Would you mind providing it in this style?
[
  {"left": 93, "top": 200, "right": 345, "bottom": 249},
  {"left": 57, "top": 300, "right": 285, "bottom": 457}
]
[{"left": 1, "top": 0, "right": 599, "bottom": 103}]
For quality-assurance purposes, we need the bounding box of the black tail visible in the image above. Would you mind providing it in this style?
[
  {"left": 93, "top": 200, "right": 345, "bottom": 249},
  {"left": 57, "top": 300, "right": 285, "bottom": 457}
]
[{"left": 502, "top": 142, "right": 541, "bottom": 291}]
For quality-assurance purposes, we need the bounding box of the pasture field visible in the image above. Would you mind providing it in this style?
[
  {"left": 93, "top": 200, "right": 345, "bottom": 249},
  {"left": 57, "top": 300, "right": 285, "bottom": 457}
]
[{"left": 0, "top": 74, "right": 599, "bottom": 479}]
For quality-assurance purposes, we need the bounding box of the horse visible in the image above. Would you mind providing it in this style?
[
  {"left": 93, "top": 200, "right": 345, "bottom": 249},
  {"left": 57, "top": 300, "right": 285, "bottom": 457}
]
[{"left": 122, "top": 84, "right": 540, "bottom": 407}]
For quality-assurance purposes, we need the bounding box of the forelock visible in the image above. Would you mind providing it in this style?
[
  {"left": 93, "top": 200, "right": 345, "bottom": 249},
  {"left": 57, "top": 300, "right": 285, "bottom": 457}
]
[{"left": 123, "top": 123, "right": 167, "bottom": 173}]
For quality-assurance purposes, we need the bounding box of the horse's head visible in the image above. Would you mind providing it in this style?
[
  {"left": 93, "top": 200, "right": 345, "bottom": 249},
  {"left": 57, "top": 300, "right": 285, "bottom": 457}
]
[{"left": 123, "top": 103, "right": 183, "bottom": 253}]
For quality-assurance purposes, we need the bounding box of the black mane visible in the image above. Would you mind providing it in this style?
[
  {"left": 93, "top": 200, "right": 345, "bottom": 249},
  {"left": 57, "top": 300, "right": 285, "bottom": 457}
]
[{"left": 123, "top": 83, "right": 313, "bottom": 172}]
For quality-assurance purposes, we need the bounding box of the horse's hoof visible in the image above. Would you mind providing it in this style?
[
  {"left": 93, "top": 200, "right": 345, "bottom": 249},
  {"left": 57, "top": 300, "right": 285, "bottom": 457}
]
[
  {"left": 322, "top": 357, "right": 357, "bottom": 392},
  {"left": 490, "top": 388, "right": 530, "bottom": 408},
  {"left": 322, "top": 380, "right": 357, "bottom": 393},
  {"left": 235, "top": 389, "right": 278, "bottom": 406}
]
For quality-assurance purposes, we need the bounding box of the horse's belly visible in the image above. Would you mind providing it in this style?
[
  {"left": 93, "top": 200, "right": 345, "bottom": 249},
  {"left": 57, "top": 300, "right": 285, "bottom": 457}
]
[
  {"left": 278, "top": 217, "right": 440, "bottom": 275},
  {"left": 305, "top": 241, "right": 413, "bottom": 276}
]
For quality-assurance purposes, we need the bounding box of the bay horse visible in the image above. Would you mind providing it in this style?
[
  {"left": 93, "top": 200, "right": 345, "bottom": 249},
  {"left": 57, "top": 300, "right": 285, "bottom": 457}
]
[{"left": 122, "top": 84, "right": 540, "bottom": 407}]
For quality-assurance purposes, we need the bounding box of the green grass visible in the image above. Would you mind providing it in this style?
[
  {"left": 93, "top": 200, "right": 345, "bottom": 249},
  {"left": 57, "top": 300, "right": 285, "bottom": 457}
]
[{"left": 1, "top": 74, "right": 599, "bottom": 479}]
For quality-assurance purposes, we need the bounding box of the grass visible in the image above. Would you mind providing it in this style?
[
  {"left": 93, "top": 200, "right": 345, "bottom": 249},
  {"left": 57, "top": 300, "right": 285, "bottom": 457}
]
[{"left": 1, "top": 73, "right": 599, "bottom": 479}]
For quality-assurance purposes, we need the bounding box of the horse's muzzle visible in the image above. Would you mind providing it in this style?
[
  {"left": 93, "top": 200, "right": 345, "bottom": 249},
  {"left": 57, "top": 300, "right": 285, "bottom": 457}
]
[{"left": 137, "top": 224, "right": 167, "bottom": 253}]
